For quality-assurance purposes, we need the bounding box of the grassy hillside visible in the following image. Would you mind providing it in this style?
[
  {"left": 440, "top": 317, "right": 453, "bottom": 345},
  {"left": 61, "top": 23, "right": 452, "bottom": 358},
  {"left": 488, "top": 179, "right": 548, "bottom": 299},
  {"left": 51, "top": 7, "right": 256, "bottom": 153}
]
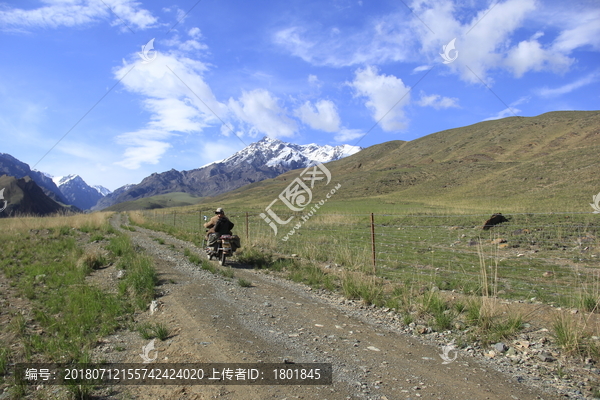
[
  {"left": 194, "top": 111, "right": 600, "bottom": 214},
  {"left": 104, "top": 192, "right": 205, "bottom": 211}
]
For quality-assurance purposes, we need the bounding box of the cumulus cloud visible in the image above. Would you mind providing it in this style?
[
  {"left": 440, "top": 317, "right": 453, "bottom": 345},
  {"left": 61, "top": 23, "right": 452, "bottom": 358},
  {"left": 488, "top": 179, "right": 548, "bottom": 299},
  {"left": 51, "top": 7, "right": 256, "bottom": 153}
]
[
  {"left": 295, "top": 100, "right": 341, "bottom": 132},
  {"left": 349, "top": 66, "right": 410, "bottom": 132},
  {"left": 228, "top": 89, "right": 298, "bottom": 139},
  {"left": 0, "top": 0, "right": 157, "bottom": 31},
  {"left": 273, "top": 0, "right": 598, "bottom": 85},
  {"left": 112, "top": 45, "right": 227, "bottom": 169}
]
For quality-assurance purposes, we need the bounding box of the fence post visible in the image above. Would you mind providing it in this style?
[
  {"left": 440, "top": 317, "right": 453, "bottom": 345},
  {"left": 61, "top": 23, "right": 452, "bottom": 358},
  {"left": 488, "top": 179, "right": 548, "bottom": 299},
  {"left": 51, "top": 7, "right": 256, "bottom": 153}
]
[
  {"left": 199, "top": 210, "right": 202, "bottom": 232},
  {"left": 245, "top": 212, "right": 249, "bottom": 241},
  {"left": 370, "top": 213, "right": 376, "bottom": 274}
]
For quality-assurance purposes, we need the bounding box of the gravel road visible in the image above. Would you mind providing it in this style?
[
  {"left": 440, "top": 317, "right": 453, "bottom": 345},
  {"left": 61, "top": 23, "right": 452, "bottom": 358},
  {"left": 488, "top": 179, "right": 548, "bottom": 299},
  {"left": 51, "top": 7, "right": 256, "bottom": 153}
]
[{"left": 97, "top": 213, "right": 562, "bottom": 400}]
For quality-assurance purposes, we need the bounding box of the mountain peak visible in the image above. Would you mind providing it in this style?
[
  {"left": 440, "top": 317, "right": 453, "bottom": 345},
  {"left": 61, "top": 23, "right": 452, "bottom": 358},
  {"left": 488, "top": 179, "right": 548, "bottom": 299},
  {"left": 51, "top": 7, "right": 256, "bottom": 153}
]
[{"left": 219, "top": 137, "right": 361, "bottom": 169}]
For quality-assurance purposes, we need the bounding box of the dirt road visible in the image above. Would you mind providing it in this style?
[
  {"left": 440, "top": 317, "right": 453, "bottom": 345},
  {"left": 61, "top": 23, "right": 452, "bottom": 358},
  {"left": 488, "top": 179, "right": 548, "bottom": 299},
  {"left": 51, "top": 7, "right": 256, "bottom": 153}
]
[{"left": 99, "top": 214, "right": 559, "bottom": 400}]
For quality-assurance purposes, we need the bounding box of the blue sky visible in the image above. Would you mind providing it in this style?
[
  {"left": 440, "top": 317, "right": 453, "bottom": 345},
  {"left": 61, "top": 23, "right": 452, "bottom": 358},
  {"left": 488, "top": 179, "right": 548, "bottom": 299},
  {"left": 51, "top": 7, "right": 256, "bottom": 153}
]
[{"left": 1, "top": 0, "right": 598, "bottom": 191}]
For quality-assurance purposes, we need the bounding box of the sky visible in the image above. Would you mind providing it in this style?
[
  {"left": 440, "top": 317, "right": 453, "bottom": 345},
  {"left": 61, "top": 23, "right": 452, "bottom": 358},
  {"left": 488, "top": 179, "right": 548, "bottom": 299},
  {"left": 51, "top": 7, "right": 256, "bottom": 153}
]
[{"left": 1, "top": 0, "right": 598, "bottom": 191}]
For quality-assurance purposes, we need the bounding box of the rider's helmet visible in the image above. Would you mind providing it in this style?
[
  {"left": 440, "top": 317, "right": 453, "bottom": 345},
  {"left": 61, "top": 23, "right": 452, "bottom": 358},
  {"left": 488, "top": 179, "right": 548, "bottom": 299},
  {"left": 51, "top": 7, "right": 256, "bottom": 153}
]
[{"left": 215, "top": 207, "right": 224, "bottom": 214}]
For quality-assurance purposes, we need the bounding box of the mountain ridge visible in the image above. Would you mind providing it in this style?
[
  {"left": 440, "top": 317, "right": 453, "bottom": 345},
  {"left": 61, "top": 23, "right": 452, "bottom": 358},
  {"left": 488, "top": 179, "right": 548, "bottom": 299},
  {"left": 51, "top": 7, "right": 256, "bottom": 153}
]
[
  {"left": 201, "top": 110, "right": 600, "bottom": 213},
  {"left": 93, "top": 137, "right": 361, "bottom": 210}
]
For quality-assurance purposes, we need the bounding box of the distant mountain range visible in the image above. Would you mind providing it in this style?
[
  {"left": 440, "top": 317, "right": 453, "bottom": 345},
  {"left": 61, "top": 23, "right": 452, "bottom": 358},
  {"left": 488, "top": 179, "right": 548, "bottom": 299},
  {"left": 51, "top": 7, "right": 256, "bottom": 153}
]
[
  {"left": 0, "top": 137, "right": 361, "bottom": 213},
  {"left": 52, "top": 175, "right": 111, "bottom": 211},
  {"left": 0, "top": 153, "right": 68, "bottom": 205},
  {"left": 94, "top": 137, "right": 361, "bottom": 210}
]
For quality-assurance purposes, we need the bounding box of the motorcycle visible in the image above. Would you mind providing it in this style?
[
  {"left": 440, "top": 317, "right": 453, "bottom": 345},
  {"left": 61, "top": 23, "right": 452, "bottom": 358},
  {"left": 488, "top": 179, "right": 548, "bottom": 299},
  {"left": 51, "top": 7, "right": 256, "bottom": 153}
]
[{"left": 204, "top": 234, "right": 240, "bottom": 266}]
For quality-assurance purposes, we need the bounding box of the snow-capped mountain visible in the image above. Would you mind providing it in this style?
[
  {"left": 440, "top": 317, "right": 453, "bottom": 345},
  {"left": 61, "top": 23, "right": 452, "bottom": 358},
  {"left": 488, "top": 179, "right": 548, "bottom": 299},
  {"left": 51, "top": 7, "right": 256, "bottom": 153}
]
[
  {"left": 94, "top": 137, "right": 362, "bottom": 210},
  {"left": 221, "top": 137, "right": 361, "bottom": 168},
  {"left": 52, "top": 174, "right": 106, "bottom": 210},
  {"left": 93, "top": 185, "right": 112, "bottom": 197}
]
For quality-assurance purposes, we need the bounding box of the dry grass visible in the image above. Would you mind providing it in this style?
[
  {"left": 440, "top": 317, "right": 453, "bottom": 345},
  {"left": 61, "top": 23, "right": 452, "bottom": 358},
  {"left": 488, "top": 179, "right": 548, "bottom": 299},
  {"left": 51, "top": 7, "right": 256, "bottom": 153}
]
[
  {"left": 128, "top": 211, "right": 147, "bottom": 225},
  {"left": 0, "top": 212, "right": 113, "bottom": 234}
]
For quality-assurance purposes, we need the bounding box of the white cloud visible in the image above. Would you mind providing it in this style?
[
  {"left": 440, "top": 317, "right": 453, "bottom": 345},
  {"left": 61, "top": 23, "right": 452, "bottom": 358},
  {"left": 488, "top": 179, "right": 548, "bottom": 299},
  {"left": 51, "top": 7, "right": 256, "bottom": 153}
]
[
  {"left": 188, "top": 27, "right": 202, "bottom": 39},
  {"left": 112, "top": 47, "right": 227, "bottom": 169},
  {"left": 417, "top": 91, "right": 459, "bottom": 109},
  {"left": 536, "top": 72, "right": 600, "bottom": 98},
  {"left": 273, "top": 14, "right": 413, "bottom": 67},
  {"left": 334, "top": 128, "right": 364, "bottom": 142},
  {"left": 551, "top": 8, "right": 600, "bottom": 53},
  {"left": 308, "top": 74, "right": 321, "bottom": 87},
  {"left": 271, "top": 0, "right": 598, "bottom": 84},
  {"left": 349, "top": 66, "right": 410, "bottom": 132},
  {"left": 412, "top": 65, "right": 431, "bottom": 74},
  {"left": 295, "top": 100, "right": 341, "bottom": 132},
  {"left": 228, "top": 89, "right": 298, "bottom": 139},
  {"left": 0, "top": 0, "right": 157, "bottom": 31},
  {"left": 114, "top": 129, "right": 172, "bottom": 169},
  {"left": 484, "top": 96, "right": 529, "bottom": 120},
  {"left": 504, "top": 33, "right": 572, "bottom": 78}
]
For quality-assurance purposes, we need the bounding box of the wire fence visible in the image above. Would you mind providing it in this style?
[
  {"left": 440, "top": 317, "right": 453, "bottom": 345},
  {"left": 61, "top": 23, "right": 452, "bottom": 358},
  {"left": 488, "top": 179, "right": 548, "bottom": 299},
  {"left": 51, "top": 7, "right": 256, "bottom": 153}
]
[{"left": 139, "top": 209, "right": 600, "bottom": 307}]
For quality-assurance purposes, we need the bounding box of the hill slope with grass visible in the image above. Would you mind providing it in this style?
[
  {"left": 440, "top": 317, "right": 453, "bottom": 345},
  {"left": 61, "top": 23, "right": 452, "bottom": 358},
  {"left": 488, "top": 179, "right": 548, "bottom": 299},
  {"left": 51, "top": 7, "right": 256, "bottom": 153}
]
[
  {"left": 104, "top": 192, "right": 205, "bottom": 211},
  {"left": 201, "top": 110, "right": 600, "bottom": 213}
]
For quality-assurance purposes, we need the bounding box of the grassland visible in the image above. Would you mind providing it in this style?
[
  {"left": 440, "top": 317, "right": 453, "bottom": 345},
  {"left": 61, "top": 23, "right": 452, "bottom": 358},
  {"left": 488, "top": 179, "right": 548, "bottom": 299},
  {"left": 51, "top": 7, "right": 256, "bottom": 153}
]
[
  {"left": 104, "top": 192, "right": 205, "bottom": 211},
  {"left": 0, "top": 213, "right": 158, "bottom": 396}
]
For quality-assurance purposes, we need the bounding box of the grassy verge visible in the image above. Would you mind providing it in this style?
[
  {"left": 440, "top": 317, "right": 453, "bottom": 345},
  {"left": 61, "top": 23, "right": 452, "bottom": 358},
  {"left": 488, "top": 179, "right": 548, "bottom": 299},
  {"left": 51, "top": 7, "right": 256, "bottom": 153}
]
[{"left": 0, "top": 213, "right": 158, "bottom": 396}]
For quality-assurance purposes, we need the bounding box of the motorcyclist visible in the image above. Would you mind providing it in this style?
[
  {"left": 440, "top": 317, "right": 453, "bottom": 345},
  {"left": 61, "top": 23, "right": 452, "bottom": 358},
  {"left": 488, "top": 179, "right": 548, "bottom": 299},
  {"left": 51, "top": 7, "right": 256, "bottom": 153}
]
[{"left": 204, "top": 208, "right": 234, "bottom": 251}]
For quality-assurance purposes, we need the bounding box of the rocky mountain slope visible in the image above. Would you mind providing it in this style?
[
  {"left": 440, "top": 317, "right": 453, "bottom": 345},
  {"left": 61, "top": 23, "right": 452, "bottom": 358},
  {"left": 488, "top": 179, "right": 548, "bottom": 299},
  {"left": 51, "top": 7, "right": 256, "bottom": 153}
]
[
  {"left": 52, "top": 174, "right": 109, "bottom": 210},
  {"left": 0, "top": 175, "right": 69, "bottom": 216},
  {"left": 93, "top": 137, "right": 361, "bottom": 210},
  {"left": 0, "top": 153, "right": 67, "bottom": 205}
]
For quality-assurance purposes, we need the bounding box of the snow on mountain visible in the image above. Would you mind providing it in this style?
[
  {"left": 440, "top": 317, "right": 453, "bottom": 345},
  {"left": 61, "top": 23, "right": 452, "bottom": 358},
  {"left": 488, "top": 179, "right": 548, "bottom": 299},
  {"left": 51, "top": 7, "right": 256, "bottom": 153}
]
[
  {"left": 220, "top": 136, "right": 362, "bottom": 168},
  {"left": 53, "top": 174, "right": 80, "bottom": 186},
  {"left": 52, "top": 174, "right": 105, "bottom": 210},
  {"left": 92, "top": 185, "right": 112, "bottom": 196},
  {"left": 94, "top": 137, "right": 362, "bottom": 210}
]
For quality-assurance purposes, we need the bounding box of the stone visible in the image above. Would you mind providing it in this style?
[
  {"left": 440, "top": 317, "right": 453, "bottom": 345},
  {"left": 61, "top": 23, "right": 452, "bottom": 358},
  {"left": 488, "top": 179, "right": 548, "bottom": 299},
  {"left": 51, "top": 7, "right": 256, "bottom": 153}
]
[
  {"left": 494, "top": 342, "right": 508, "bottom": 353},
  {"left": 537, "top": 352, "right": 556, "bottom": 362},
  {"left": 506, "top": 347, "right": 517, "bottom": 357}
]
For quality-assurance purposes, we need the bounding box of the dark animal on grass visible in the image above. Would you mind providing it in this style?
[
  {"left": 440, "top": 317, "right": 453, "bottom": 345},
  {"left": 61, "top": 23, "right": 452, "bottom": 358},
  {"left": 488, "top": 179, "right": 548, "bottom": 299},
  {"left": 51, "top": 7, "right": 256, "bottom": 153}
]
[{"left": 482, "top": 213, "right": 509, "bottom": 230}]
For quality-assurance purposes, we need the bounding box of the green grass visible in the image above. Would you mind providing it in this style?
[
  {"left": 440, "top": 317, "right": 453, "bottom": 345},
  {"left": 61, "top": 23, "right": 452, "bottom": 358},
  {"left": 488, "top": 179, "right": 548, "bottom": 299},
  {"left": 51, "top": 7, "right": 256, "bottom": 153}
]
[
  {"left": 0, "top": 222, "right": 158, "bottom": 367},
  {"left": 106, "top": 192, "right": 205, "bottom": 211},
  {"left": 236, "top": 247, "right": 273, "bottom": 268},
  {"left": 138, "top": 322, "right": 171, "bottom": 341},
  {"left": 238, "top": 278, "right": 252, "bottom": 287},
  {"left": 219, "top": 267, "right": 235, "bottom": 279}
]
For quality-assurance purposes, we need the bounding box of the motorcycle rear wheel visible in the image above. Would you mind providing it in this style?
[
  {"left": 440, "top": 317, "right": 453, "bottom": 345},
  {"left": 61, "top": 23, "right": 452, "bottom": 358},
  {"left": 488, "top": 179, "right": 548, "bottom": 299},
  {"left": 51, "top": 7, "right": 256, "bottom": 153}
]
[{"left": 219, "top": 251, "right": 227, "bottom": 266}]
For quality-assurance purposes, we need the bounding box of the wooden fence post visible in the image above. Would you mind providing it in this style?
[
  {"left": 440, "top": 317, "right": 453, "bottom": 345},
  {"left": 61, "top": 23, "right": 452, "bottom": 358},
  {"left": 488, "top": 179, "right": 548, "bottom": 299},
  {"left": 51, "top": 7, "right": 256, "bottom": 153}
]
[
  {"left": 245, "top": 212, "right": 249, "bottom": 241},
  {"left": 370, "top": 213, "right": 376, "bottom": 274}
]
